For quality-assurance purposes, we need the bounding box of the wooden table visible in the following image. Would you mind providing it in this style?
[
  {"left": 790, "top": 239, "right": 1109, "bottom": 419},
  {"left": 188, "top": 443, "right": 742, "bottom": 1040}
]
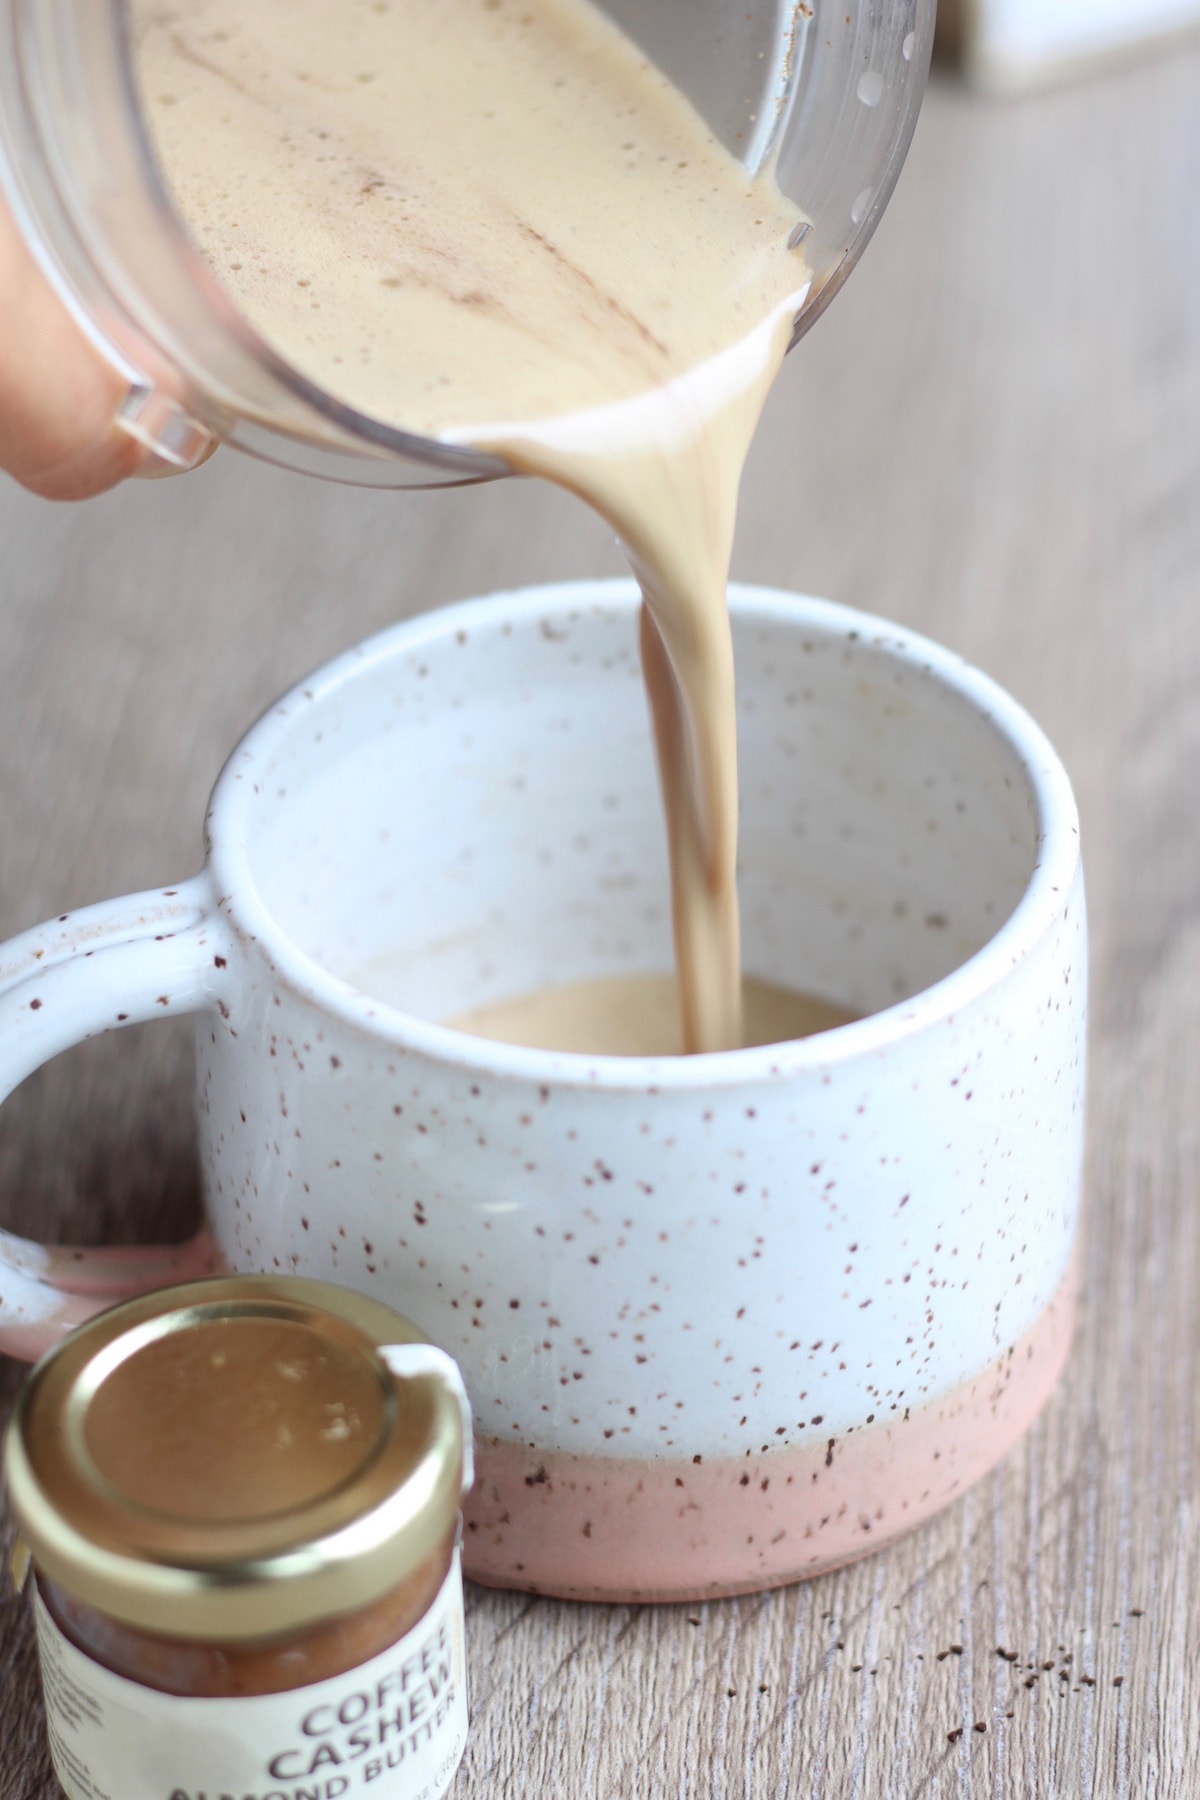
[{"left": 3, "top": 48, "right": 1199, "bottom": 1797}]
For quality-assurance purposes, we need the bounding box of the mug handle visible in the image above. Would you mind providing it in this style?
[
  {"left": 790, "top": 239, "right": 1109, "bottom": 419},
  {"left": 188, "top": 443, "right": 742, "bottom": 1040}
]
[{"left": 0, "top": 876, "right": 228, "bottom": 1362}]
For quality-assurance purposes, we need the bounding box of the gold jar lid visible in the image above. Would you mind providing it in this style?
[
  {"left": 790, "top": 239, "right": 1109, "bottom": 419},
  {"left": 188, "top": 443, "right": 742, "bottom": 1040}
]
[{"left": 4, "top": 1276, "right": 471, "bottom": 1643}]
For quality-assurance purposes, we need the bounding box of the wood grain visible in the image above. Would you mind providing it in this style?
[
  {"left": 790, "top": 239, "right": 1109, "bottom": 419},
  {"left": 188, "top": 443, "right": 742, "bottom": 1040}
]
[{"left": 3, "top": 47, "right": 1199, "bottom": 1798}]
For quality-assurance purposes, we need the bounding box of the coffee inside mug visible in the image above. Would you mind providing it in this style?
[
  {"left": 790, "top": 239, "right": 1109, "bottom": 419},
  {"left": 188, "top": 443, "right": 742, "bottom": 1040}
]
[{"left": 247, "top": 591, "right": 1037, "bottom": 1044}]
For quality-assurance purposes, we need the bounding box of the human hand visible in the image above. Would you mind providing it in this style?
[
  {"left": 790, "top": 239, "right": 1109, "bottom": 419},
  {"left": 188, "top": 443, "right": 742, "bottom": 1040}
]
[{"left": 0, "top": 189, "right": 157, "bottom": 500}]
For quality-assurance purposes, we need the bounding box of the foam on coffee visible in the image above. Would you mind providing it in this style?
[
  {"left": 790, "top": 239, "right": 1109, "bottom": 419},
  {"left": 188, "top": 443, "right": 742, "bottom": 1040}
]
[{"left": 133, "top": 0, "right": 814, "bottom": 1051}]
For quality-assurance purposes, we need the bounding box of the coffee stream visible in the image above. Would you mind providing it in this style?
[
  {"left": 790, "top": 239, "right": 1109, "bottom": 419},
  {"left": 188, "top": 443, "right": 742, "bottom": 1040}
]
[{"left": 134, "top": 0, "right": 817, "bottom": 1053}]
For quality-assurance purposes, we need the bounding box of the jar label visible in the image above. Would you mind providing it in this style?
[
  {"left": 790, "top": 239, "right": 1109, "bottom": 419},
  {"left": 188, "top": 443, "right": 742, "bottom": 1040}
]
[{"left": 33, "top": 1554, "right": 469, "bottom": 1800}]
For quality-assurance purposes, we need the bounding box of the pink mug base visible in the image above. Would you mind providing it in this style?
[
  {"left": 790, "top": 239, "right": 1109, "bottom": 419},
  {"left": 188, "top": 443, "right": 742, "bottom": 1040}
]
[{"left": 463, "top": 1258, "right": 1078, "bottom": 1604}]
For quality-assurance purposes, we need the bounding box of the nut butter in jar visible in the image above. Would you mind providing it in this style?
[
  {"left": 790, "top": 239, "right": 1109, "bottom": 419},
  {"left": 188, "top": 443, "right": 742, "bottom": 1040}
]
[{"left": 4, "top": 1275, "right": 473, "bottom": 1800}]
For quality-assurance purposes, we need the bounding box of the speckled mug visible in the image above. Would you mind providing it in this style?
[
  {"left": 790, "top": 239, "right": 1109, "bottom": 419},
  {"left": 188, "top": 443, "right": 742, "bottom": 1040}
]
[{"left": 0, "top": 582, "right": 1085, "bottom": 1602}]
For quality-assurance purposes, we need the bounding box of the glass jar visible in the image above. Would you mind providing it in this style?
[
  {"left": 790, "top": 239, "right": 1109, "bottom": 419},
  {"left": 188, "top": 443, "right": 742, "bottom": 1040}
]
[
  {"left": 0, "top": 0, "right": 934, "bottom": 487},
  {"left": 5, "top": 1275, "right": 473, "bottom": 1800}
]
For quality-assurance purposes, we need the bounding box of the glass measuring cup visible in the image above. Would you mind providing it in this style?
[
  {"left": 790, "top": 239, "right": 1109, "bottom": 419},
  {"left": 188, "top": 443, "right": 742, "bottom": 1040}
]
[{"left": 0, "top": 0, "right": 934, "bottom": 487}]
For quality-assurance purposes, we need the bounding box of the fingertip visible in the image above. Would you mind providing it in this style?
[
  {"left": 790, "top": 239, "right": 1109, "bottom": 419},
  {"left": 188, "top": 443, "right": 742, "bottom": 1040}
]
[
  {"left": 17, "top": 423, "right": 159, "bottom": 502},
  {"left": 0, "top": 220, "right": 204, "bottom": 500}
]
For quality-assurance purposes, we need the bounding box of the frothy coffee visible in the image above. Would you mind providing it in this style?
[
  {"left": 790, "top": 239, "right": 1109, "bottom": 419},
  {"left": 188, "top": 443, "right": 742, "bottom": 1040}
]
[
  {"left": 133, "top": 0, "right": 814, "bottom": 1051},
  {"left": 449, "top": 976, "right": 855, "bottom": 1059}
]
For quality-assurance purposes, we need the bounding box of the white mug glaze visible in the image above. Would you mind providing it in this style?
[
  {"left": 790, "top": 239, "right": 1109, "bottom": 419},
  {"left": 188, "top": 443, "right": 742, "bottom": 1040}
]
[{"left": 0, "top": 583, "right": 1086, "bottom": 1601}]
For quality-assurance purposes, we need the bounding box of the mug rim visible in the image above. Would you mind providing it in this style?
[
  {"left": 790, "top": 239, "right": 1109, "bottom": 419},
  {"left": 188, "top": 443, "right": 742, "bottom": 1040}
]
[{"left": 204, "top": 580, "right": 1082, "bottom": 1090}]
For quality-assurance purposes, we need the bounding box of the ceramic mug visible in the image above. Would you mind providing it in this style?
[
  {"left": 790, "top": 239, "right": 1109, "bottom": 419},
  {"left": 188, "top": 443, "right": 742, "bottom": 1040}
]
[{"left": 0, "top": 582, "right": 1085, "bottom": 1602}]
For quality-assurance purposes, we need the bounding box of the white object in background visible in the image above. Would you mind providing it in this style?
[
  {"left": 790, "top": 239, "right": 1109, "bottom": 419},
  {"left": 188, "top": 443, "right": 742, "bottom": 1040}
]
[{"left": 942, "top": 0, "right": 1200, "bottom": 91}]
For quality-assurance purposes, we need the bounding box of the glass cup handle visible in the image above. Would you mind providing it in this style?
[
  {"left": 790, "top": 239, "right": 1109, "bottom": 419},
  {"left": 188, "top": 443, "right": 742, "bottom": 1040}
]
[
  {"left": 0, "top": 877, "right": 228, "bottom": 1362},
  {"left": 53, "top": 304, "right": 218, "bottom": 477},
  {"left": 116, "top": 383, "right": 219, "bottom": 478}
]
